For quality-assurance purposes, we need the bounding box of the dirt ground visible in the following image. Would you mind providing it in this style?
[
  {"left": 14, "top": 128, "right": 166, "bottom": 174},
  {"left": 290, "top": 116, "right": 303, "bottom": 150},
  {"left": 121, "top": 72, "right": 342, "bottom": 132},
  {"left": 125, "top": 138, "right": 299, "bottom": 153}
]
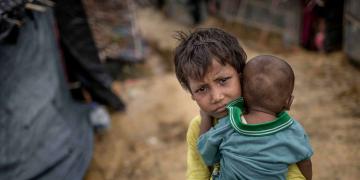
[{"left": 84, "top": 6, "right": 360, "bottom": 180}]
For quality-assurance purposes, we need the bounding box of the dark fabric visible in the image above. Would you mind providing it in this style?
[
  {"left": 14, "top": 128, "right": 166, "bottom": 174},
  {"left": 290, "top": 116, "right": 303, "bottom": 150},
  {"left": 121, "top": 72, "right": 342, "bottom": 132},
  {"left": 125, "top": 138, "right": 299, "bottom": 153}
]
[
  {"left": 0, "top": 0, "right": 24, "bottom": 15},
  {"left": 0, "top": 0, "right": 27, "bottom": 43},
  {"left": 0, "top": 9, "right": 93, "bottom": 180},
  {"left": 301, "top": 2, "right": 317, "bottom": 49},
  {"left": 54, "top": 0, "right": 125, "bottom": 111},
  {"left": 344, "top": 0, "right": 360, "bottom": 65},
  {"left": 300, "top": 0, "right": 343, "bottom": 51},
  {"left": 322, "top": 0, "right": 344, "bottom": 52}
]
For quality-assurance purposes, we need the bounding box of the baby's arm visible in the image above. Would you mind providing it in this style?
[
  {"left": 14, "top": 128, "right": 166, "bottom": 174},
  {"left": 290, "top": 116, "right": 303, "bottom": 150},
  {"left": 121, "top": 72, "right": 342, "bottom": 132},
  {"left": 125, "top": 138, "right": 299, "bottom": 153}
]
[
  {"left": 199, "top": 110, "right": 213, "bottom": 135},
  {"left": 297, "top": 159, "right": 312, "bottom": 180}
]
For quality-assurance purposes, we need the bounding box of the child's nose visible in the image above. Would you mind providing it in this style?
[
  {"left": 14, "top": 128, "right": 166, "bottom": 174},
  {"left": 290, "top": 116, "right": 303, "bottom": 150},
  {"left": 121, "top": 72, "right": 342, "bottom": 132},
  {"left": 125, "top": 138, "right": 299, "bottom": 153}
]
[{"left": 211, "top": 88, "right": 224, "bottom": 104}]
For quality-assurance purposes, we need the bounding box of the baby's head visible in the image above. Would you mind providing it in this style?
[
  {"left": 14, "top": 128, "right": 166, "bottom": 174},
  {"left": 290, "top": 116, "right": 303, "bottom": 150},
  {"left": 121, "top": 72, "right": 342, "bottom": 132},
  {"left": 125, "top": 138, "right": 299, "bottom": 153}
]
[
  {"left": 242, "top": 55, "right": 295, "bottom": 114},
  {"left": 174, "top": 28, "right": 246, "bottom": 92}
]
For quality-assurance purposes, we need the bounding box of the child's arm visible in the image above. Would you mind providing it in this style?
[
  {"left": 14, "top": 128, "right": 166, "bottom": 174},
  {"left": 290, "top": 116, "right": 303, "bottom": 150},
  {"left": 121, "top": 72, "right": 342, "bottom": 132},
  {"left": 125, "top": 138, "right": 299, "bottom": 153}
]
[
  {"left": 296, "top": 159, "right": 312, "bottom": 180},
  {"left": 199, "top": 110, "right": 213, "bottom": 135}
]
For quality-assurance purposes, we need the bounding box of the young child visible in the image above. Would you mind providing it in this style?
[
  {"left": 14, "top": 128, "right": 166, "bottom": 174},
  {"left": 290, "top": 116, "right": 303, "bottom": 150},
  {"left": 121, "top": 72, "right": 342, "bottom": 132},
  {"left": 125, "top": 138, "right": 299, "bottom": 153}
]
[
  {"left": 197, "top": 55, "right": 313, "bottom": 180},
  {"left": 173, "top": 27, "right": 306, "bottom": 180}
]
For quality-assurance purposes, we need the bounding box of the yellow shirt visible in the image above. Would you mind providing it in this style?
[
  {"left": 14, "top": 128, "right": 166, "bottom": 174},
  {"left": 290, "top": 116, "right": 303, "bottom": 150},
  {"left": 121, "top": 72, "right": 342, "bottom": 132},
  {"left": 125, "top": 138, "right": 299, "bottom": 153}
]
[{"left": 186, "top": 116, "right": 305, "bottom": 180}]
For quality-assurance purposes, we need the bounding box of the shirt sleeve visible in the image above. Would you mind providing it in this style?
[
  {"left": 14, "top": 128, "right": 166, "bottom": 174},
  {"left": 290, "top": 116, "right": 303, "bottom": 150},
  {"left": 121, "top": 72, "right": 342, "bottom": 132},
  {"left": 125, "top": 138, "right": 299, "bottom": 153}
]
[
  {"left": 286, "top": 120, "right": 312, "bottom": 180},
  {"left": 293, "top": 121, "right": 314, "bottom": 161},
  {"left": 302, "top": 133, "right": 314, "bottom": 160},
  {"left": 186, "top": 116, "right": 211, "bottom": 180}
]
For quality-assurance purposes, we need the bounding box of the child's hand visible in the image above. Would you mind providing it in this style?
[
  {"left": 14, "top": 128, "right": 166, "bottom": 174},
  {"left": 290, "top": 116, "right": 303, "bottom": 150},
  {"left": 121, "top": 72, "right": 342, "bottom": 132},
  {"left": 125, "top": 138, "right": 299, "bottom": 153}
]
[{"left": 199, "top": 110, "right": 213, "bottom": 135}]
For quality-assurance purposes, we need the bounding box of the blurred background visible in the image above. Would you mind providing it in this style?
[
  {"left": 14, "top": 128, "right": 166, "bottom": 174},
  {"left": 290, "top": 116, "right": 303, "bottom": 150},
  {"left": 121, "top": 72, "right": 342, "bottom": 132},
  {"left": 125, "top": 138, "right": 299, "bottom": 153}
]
[{"left": 1, "top": 0, "right": 359, "bottom": 180}]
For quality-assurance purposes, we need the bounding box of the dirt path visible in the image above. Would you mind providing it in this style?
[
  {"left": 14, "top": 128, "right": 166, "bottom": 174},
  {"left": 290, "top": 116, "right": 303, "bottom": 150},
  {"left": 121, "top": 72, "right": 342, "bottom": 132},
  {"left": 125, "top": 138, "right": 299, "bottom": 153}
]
[{"left": 85, "top": 7, "right": 360, "bottom": 180}]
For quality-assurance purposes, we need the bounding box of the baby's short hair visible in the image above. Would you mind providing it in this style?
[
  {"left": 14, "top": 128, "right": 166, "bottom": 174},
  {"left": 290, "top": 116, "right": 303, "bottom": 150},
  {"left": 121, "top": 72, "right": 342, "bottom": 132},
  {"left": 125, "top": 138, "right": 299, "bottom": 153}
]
[
  {"left": 174, "top": 28, "right": 246, "bottom": 91},
  {"left": 242, "top": 55, "right": 295, "bottom": 113}
]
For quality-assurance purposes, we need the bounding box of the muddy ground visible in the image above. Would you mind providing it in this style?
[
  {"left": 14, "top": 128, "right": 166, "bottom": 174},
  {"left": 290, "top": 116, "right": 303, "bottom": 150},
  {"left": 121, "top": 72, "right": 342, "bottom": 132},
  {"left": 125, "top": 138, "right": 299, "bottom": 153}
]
[{"left": 83, "top": 5, "right": 360, "bottom": 180}]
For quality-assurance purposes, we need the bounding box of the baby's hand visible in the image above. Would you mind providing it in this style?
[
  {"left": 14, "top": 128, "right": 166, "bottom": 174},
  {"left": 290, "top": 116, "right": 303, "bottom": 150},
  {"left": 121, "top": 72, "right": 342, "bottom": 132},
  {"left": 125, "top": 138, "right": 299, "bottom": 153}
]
[{"left": 199, "top": 110, "right": 213, "bottom": 135}]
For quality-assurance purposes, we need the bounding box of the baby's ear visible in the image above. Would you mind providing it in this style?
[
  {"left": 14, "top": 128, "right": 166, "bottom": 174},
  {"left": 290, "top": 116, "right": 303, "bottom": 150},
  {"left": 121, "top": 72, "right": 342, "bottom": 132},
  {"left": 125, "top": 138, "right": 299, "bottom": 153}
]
[{"left": 284, "top": 95, "right": 294, "bottom": 110}]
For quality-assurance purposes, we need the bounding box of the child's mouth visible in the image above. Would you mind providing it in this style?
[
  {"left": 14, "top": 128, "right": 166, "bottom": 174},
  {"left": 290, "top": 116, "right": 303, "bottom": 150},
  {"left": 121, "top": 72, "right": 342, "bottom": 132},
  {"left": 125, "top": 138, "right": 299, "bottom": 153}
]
[{"left": 214, "top": 106, "right": 226, "bottom": 113}]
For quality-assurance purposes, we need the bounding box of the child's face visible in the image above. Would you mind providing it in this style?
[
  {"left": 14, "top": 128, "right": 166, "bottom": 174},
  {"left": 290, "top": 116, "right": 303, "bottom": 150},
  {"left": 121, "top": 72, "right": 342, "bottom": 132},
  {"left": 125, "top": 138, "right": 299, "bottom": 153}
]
[{"left": 188, "top": 59, "right": 242, "bottom": 119}]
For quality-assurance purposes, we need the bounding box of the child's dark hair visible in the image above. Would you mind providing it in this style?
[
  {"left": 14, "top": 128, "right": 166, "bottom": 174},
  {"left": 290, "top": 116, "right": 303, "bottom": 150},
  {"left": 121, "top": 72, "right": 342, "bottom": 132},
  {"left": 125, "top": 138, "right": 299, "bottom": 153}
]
[
  {"left": 174, "top": 28, "right": 247, "bottom": 91},
  {"left": 242, "top": 55, "right": 295, "bottom": 113}
]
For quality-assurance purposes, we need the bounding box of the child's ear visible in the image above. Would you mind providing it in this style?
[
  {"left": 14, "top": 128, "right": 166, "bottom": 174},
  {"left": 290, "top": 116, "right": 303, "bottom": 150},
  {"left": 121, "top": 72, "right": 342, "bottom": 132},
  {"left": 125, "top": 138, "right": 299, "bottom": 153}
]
[{"left": 284, "top": 95, "right": 294, "bottom": 110}]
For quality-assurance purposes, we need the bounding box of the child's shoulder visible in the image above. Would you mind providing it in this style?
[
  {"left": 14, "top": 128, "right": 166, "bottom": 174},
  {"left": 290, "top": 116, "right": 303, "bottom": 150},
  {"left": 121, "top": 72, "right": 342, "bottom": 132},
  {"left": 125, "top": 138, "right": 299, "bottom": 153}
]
[
  {"left": 285, "top": 118, "right": 310, "bottom": 139},
  {"left": 188, "top": 115, "right": 234, "bottom": 138},
  {"left": 285, "top": 118, "right": 314, "bottom": 160},
  {"left": 188, "top": 115, "right": 220, "bottom": 130},
  {"left": 290, "top": 118, "right": 306, "bottom": 131},
  {"left": 189, "top": 115, "right": 202, "bottom": 126},
  {"left": 202, "top": 116, "right": 233, "bottom": 138}
]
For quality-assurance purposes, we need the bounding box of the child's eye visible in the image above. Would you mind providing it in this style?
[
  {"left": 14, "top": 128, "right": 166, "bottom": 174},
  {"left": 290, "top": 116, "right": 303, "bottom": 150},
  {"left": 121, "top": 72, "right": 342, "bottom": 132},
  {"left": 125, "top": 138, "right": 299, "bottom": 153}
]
[
  {"left": 195, "top": 86, "right": 207, "bottom": 93},
  {"left": 219, "top": 77, "right": 230, "bottom": 85}
]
